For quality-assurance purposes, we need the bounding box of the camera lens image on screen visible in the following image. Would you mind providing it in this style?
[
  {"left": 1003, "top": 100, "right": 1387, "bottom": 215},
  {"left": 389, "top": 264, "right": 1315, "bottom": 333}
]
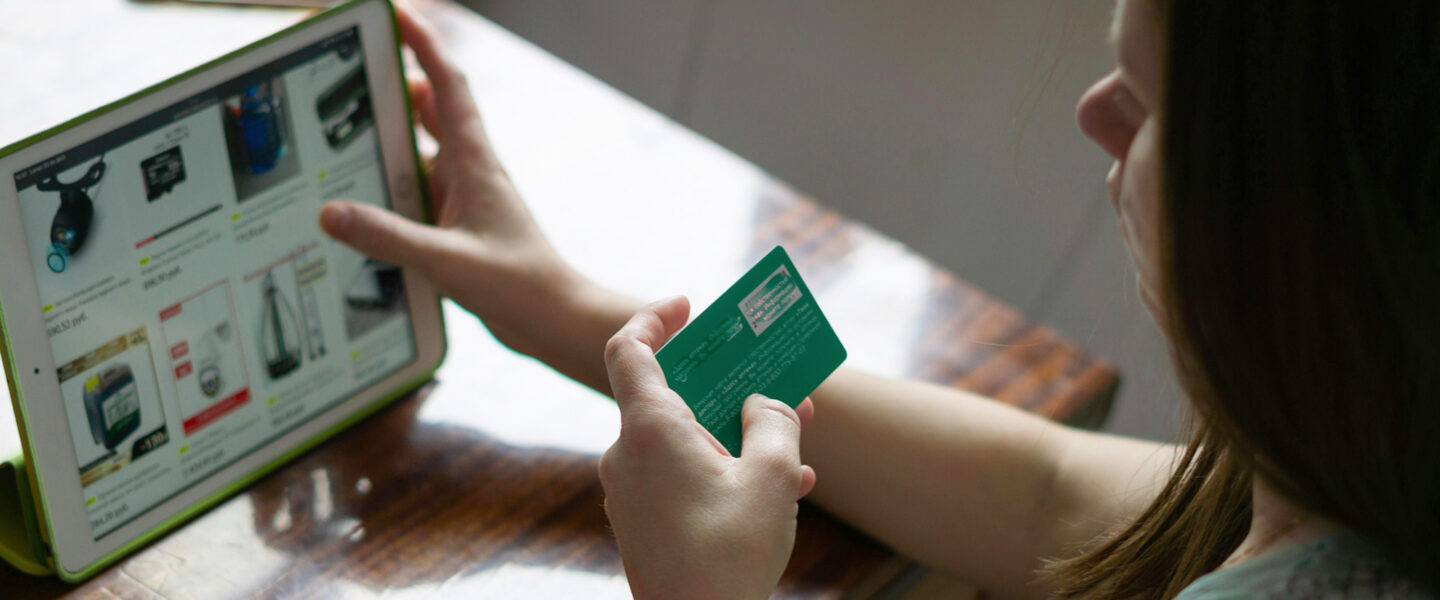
[
  {"left": 194, "top": 322, "right": 232, "bottom": 398},
  {"left": 159, "top": 282, "right": 253, "bottom": 438},
  {"left": 36, "top": 156, "right": 107, "bottom": 273}
]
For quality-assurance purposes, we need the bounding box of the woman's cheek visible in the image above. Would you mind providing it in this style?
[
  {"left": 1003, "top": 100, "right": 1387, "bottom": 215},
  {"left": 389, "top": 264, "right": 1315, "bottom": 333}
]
[{"left": 1120, "top": 121, "right": 1165, "bottom": 294}]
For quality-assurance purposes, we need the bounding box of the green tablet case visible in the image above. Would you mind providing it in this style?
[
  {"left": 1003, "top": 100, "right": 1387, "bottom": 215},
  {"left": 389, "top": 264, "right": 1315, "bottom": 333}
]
[
  {"left": 0, "top": 0, "right": 442, "bottom": 580},
  {"left": 0, "top": 456, "right": 49, "bottom": 575}
]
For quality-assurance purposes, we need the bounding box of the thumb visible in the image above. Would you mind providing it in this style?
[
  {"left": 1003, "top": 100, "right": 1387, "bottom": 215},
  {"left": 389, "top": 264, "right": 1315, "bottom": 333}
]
[
  {"left": 738, "top": 394, "right": 805, "bottom": 492},
  {"left": 604, "top": 296, "right": 691, "bottom": 414},
  {"left": 319, "top": 201, "right": 458, "bottom": 275}
]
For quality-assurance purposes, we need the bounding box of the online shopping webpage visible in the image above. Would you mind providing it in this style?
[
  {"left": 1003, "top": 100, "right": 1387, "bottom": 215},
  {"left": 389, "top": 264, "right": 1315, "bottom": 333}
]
[{"left": 11, "top": 27, "right": 416, "bottom": 540}]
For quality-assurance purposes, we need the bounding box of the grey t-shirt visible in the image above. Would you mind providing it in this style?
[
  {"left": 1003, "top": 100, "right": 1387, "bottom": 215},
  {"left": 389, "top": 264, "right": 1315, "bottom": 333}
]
[{"left": 1175, "top": 531, "right": 1433, "bottom": 599}]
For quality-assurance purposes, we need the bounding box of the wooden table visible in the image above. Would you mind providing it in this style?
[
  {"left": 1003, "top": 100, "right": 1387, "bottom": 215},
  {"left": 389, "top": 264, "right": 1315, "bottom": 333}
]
[{"left": 0, "top": 0, "right": 1117, "bottom": 597}]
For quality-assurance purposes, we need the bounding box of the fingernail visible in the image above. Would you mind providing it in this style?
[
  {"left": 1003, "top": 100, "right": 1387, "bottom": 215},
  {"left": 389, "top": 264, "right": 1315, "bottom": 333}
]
[{"left": 320, "top": 203, "right": 352, "bottom": 235}]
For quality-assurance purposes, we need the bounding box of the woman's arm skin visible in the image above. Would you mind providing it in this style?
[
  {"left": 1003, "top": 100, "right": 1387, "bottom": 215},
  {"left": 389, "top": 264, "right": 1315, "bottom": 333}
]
[
  {"left": 803, "top": 370, "right": 1179, "bottom": 599},
  {"left": 323, "top": 8, "right": 1178, "bottom": 598}
]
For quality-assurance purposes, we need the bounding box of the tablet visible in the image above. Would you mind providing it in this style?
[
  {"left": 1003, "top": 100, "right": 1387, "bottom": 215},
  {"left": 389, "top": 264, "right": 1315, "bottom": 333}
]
[{"left": 0, "top": 0, "right": 444, "bottom": 580}]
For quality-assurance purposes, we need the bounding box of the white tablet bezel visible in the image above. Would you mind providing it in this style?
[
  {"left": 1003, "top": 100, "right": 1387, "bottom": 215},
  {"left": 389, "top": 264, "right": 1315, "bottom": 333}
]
[{"left": 0, "top": 0, "right": 444, "bottom": 578}]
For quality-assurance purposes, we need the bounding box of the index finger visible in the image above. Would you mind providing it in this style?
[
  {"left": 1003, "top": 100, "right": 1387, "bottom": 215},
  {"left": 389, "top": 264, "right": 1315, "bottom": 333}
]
[{"left": 394, "top": 6, "right": 483, "bottom": 140}]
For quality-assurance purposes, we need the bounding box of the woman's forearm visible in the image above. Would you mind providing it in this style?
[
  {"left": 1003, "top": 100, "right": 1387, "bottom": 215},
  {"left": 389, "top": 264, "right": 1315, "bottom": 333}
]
[
  {"left": 802, "top": 369, "right": 1178, "bottom": 599},
  {"left": 513, "top": 271, "right": 643, "bottom": 396}
]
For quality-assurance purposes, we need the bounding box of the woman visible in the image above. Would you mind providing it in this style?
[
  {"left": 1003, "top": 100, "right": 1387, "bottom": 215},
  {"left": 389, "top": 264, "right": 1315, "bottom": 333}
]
[{"left": 323, "top": 1, "right": 1438, "bottom": 597}]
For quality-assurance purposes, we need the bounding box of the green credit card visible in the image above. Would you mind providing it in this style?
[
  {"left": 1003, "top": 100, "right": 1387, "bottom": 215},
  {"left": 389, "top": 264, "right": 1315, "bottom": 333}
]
[{"left": 656, "top": 246, "right": 847, "bottom": 456}]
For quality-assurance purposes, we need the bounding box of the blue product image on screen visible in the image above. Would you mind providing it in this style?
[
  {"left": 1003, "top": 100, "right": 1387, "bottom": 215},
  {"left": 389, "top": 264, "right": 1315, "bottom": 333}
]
[
  {"left": 223, "top": 77, "right": 301, "bottom": 203},
  {"left": 239, "top": 84, "right": 285, "bottom": 174},
  {"left": 82, "top": 364, "right": 141, "bottom": 452}
]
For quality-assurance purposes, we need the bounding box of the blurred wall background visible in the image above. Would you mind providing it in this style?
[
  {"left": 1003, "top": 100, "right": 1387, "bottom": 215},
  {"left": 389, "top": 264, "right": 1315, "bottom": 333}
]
[{"left": 460, "top": 0, "right": 1184, "bottom": 442}]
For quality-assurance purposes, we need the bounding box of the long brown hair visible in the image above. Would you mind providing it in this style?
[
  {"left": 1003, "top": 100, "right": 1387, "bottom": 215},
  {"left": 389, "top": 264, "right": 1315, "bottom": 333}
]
[{"left": 1048, "top": 0, "right": 1440, "bottom": 596}]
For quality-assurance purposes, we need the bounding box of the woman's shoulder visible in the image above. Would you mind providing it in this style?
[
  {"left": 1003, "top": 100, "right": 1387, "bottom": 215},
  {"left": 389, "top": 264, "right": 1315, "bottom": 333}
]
[{"left": 1175, "top": 531, "right": 1434, "bottom": 600}]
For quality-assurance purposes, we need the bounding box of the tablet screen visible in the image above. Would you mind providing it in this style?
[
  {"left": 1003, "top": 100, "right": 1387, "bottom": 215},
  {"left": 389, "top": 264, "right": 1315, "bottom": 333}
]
[{"left": 10, "top": 25, "right": 416, "bottom": 540}]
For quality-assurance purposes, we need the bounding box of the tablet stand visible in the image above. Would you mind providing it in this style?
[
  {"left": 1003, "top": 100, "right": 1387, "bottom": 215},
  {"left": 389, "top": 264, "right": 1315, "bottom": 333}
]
[{"left": 0, "top": 455, "right": 54, "bottom": 575}]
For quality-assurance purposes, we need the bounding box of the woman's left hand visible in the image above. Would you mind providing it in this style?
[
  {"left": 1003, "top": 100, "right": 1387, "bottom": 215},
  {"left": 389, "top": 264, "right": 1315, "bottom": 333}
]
[{"left": 599, "top": 296, "right": 817, "bottom": 600}]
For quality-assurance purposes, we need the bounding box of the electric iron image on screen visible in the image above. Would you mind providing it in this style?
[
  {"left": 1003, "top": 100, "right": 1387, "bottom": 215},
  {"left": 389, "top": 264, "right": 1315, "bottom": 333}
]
[{"left": 36, "top": 155, "right": 107, "bottom": 273}]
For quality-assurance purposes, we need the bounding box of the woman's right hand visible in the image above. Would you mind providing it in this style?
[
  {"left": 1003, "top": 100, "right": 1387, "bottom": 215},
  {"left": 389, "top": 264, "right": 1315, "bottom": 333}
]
[
  {"left": 600, "top": 296, "right": 818, "bottom": 599},
  {"left": 319, "top": 6, "right": 596, "bottom": 362}
]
